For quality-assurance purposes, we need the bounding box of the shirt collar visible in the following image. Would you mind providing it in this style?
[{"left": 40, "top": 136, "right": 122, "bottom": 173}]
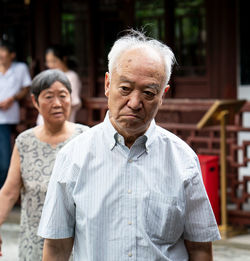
[
  {"left": 103, "top": 111, "right": 156, "bottom": 151},
  {"left": 103, "top": 112, "right": 118, "bottom": 150},
  {"left": 144, "top": 119, "right": 156, "bottom": 152}
]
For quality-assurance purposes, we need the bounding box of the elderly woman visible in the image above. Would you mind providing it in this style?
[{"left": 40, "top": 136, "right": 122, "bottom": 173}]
[{"left": 0, "top": 69, "right": 88, "bottom": 260}]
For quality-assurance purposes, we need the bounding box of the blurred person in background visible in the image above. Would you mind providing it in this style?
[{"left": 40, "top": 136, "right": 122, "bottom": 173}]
[
  {"left": 0, "top": 40, "right": 31, "bottom": 188},
  {"left": 0, "top": 69, "right": 88, "bottom": 260},
  {"left": 37, "top": 45, "right": 82, "bottom": 124}
]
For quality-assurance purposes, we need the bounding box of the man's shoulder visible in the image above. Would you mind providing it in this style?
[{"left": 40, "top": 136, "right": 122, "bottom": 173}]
[
  {"left": 154, "top": 125, "right": 200, "bottom": 179},
  {"left": 74, "top": 123, "right": 89, "bottom": 133},
  {"left": 155, "top": 124, "right": 196, "bottom": 156}
]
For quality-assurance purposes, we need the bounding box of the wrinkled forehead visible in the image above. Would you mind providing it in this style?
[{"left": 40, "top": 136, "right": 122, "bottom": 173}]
[
  {"left": 125, "top": 46, "right": 162, "bottom": 63},
  {"left": 112, "top": 47, "right": 166, "bottom": 83},
  {"left": 114, "top": 47, "right": 165, "bottom": 72}
]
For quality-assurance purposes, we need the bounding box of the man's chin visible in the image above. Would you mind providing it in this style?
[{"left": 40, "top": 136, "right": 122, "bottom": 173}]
[
  {"left": 119, "top": 115, "right": 143, "bottom": 123},
  {"left": 121, "top": 122, "right": 147, "bottom": 134},
  {"left": 111, "top": 117, "right": 146, "bottom": 133}
]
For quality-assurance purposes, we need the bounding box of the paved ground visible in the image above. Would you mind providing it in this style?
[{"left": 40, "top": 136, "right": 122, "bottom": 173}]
[
  {"left": 1, "top": 223, "right": 19, "bottom": 261},
  {"left": 213, "top": 244, "right": 250, "bottom": 261},
  {"left": 1, "top": 208, "right": 250, "bottom": 260}
]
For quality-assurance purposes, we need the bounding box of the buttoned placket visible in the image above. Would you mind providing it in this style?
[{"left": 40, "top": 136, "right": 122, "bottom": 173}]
[
  {"left": 114, "top": 134, "right": 147, "bottom": 260},
  {"left": 124, "top": 141, "right": 147, "bottom": 260},
  {"left": 125, "top": 151, "right": 137, "bottom": 260}
]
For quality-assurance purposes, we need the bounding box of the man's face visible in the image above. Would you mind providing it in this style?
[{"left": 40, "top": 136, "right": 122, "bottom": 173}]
[
  {"left": 105, "top": 47, "right": 169, "bottom": 139},
  {"left": 0, "top": 47, "right": 15, "bottom": 66}
]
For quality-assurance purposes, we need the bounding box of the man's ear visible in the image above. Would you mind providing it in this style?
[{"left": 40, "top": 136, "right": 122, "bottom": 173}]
[
  {"left": 162, "top": 85, "right": 170, "bottom": 98},
  {"left": 164, "top": 85, "right": 170, "bottom": 94},
  {"left": 31, "top": 94, "right": 39, "bottom": 111},
  {"left": 104, "top": 72, "right": 110, "bottom": 98},
  {"left": 160, "top": 85, "right": 170, "bottom": 105}
]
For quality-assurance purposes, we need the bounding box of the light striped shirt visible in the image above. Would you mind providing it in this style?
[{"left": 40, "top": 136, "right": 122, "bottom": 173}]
[{"left": 38, "top": 112, "right": 221, "bottom": 261}]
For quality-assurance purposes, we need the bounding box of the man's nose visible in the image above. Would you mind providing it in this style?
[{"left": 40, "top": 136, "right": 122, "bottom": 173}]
[{"left": 127, "top": 91, "right": 142, "bottom": 110}]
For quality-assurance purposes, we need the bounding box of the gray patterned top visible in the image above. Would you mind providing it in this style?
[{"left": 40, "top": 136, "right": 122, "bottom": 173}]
[{"left": 15, "top": 124, "right": 88, "bottom": 261}]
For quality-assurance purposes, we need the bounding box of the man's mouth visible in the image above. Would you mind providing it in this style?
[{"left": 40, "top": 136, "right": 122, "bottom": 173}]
[{"left": 122, "top": 114, "right": 141, "bottom": 119}]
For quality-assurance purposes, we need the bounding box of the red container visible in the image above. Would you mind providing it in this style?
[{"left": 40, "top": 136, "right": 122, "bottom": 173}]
[{"left": 198, "top": 154, "right": 220, "bottom": 224}]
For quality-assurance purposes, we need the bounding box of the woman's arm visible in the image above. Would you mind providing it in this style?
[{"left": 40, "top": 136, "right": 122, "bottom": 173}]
[{"left": 0, "top": 144, "right": 22, "bottom": 256}]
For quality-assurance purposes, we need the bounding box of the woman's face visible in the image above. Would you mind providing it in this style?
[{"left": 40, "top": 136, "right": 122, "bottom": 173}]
[
  {"left": 34, "top": 81, "right": 71, "bottom": 125},
  {"left": 45, "top": 52, "right": 64, "bottom": 70}
]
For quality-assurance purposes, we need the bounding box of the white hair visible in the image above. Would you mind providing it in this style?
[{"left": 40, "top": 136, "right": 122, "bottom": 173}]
[{"left": 108, "top": 29, "right": 175, "bottom": 85}]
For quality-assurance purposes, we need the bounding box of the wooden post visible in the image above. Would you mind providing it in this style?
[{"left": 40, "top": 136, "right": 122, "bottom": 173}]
[{"left": 217, "top": 110, "right": 228, "bottom": 237}]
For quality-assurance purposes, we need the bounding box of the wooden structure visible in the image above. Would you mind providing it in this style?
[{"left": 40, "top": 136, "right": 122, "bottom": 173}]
[{"left": 197, "top": 100, "right": 246, "bottom": 238}]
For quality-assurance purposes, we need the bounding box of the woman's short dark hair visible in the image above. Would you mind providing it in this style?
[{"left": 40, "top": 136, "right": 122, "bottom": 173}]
[{"left": 31, "top": 69, "right": 72, "bottom": 102}]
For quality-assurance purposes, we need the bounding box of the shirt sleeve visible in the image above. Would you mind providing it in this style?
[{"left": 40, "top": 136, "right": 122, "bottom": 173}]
[
  {"left": 183, "top": 156, "right": 221, "bottom": 242},
  {"left": 20, "top": 63, "right": 32, "bottom": 88},
  {"left": 37, "top": 151, "right": 76, "bottom": 239}
]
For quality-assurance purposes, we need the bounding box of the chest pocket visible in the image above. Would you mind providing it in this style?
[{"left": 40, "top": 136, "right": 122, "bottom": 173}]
[{"left": 144, "top": 192, "right": 184, "bottom": 244}]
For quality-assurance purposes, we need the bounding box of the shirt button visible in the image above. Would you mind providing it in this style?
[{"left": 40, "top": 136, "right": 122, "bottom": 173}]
[
  {"left": 128, "top": 252, "right": 132, "bottom": 257},
  {"left": 128, "top": 159, "right": 133, "bottom": 163},
  {"left": 128, "top": 221, "right": 132, "bottom": 225},
  {"left": 128, "top": 189, "right": 132, "bottom": 194}
]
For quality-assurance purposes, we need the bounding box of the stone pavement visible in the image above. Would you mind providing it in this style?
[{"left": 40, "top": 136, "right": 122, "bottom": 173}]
[
  {"left": 0, "top": 206, "right": 20, "bottom": 261},
  {"left": 1, "top": 223, "right": 19, "bottom": 261},
  {"left": 213, "top": 234, "right": 250, "bottom": 261},
  {"left": 213, "top": 244, "right": 250, "bottom": 261},
  {"left": 1, "top": 207, "right": 250, "bottom": 260}
]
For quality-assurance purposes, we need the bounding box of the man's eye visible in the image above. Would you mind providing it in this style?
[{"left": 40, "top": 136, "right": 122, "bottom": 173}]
[
  {"left": 120, "top": 86, "right": 131, "bottom": 94},
  {"left": 121, "top": 86, "right": 130, "bottom": 91},
  {"left": 45, "top": 96, "right": 52, "bottom": 99},
  {"left": 144, "top": 91, "right": 155, "bottom": 98}
]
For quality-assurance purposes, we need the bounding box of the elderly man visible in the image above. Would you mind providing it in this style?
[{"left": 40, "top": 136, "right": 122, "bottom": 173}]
[{"left": 38, "top": 30, "right": 220, "bottom": 261}]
